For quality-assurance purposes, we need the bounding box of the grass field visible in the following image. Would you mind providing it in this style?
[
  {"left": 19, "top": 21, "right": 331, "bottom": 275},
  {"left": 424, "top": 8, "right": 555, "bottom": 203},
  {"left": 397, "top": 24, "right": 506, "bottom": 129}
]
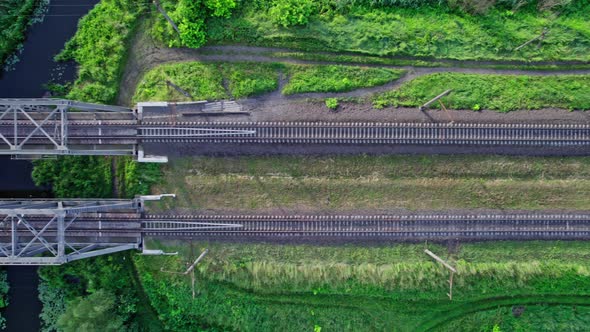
[
  {"left": 373, "top": 73, "right": 590, "bottom": 111},
  {"left": 133, "top": 61, "right": 406, "bottom": 102},
  {"left": 206, "top": 2, "right": 590, "bottom": 62},
  {"left": 151, "top": 155, "right": 590, "bottom": 212},
  {"left": 282, "top": 65, "right": 404, "bottom": 95},
  {"left": 134, "top": 240, "right": 590, "bottom": 331},
  {"left": 0, "top": 0, "right": 37, "bottom": 69}
]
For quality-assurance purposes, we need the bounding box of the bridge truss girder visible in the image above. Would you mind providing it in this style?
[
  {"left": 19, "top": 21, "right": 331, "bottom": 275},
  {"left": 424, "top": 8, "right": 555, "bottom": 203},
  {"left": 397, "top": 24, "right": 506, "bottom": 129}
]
[
  {"left": 0, "top": 195, "right": 170, "bottom": 265},
  {"left": 0, "top": 98, "right": 136, "bottom": 158}
]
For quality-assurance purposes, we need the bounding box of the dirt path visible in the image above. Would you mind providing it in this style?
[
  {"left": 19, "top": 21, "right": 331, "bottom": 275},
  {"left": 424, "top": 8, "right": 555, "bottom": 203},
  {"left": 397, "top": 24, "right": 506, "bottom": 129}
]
[{"left": 119, "top": 22, "right": 590, "bottom": 124}]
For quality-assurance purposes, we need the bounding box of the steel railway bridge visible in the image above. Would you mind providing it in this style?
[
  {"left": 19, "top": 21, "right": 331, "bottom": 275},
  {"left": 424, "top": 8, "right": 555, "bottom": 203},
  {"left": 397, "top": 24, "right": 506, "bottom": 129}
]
[
  {"left": 3, "top": 196, "right": 590, "bottom": 265},
  {"left": 1, "top": 98, "right": 590, "bottom": 161}
]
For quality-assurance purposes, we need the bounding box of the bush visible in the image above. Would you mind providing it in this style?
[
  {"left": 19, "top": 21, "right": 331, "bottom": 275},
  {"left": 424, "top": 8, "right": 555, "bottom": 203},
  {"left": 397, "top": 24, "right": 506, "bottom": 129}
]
[
  {"left": 57, "top": 290, "right": 124, "bottom": 332},
  {"left": 155, "top": 0, "right": 238, "bottom": 48},
  {"left": 32, "top": 156, "right": 112, "bottom": 198},
  {"left": 269, "top": 0, "right": 316, "bottom": 27},
  {"left": 0, "top": 0, "right": 37, "bottom": 68},
  {"left": 38, "top": 283, "right": 66, "bottom": 332},
  {"left": 58, "top": 0, "right": 144, "bottom": 104},
  {"left": 325, "top": 98, "right": 339, "bottom": 109}
]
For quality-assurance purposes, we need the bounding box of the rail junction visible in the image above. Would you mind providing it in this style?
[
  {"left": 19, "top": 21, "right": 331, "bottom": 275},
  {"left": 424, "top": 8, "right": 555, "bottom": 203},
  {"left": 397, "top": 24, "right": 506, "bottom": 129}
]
[
  {"left": 2, "top": 196, "right": 590, "bottom": 265},
  {"left": 1, "top": 98, "right": 590, "bottom": 161}
]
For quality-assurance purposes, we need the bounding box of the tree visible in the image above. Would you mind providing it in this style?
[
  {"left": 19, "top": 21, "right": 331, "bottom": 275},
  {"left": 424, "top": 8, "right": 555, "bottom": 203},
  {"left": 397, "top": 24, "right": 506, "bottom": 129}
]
[
  {"left": 56, "top": 290, "right": 125, "bottom": 332},
  {"left": 269, "top": 0, "right": 315, "bottom": 27}
]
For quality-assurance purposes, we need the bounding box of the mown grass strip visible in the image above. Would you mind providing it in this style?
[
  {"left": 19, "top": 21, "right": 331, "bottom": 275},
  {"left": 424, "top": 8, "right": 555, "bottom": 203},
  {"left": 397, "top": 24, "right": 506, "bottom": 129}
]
[
  {"left": 373, "top": 73, "right": 590, "bottom": 111},
  {"left": 152, "top": 156, "right": 590, "bottom": 211}
]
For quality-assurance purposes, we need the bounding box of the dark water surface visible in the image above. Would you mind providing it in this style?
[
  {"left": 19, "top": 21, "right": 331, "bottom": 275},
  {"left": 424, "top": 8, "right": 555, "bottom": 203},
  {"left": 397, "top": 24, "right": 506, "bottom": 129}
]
[{"left": 0, "top": 1, "right": 99, "bottom": 331}]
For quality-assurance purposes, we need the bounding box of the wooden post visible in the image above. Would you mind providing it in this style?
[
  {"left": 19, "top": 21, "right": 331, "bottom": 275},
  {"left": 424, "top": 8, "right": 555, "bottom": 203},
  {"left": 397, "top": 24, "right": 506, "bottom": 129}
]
[
  {"left": 439, "top": 100, "right": 454, "bottom": 123},
  {"left": 514, "top": 28, "right": 548, "bottom": 52},
  {"left": 447, "top": 272, "right": 454, "bottom": 300},
  {"left": 425, "top": 249, "right": 457, "bottom": 301},
  {"left": 153, "top": 0, "right": 181, "bottom": 36},
  {"left": 420, "top": 90, "right": 452, "bottom": 111},
  {"left": 160, "top": 249, "right": 209, "bottom": 299},
  {"left": 166, "top": 80, "right": 193, "bottom": 99}
]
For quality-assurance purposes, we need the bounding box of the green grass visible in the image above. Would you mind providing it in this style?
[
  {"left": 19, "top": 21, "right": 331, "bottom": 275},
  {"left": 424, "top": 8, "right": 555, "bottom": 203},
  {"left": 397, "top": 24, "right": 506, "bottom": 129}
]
[
  {"left": 0, "top": 0, "right": 37, "bottom": 68},
  {"left": 134, "top": 61, "right": 406, "bottom": 102},
  {"left": 58, "top": 0, "right": 144, "bottom": 104},
  {"left": 133, "top": 61, "right": 281, "bottom": 102},
  {"left": 282, "top": 64, "right": 405, "bottom": 95},
  {"left": 151, "top": 155, "right": 590, "bottom": 212},
  {"left": 373, "top": 73, "right": 590, "bottom": 111},
  {"left": 439, "top": 304, "right": 590, "bottom": 332},
  {"left": 134, "top": 241, "right": 590, "bottom": 331},
  {"left": 207, "top": 3, "right": 590, "bottom": 62}
]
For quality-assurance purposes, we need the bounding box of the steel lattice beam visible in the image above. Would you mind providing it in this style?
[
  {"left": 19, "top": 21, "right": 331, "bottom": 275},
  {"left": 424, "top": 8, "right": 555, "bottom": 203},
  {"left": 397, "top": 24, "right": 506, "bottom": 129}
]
[
  {"left": 0, "top": 98, "right": 136, "bottom": 158},
  {"left": 0, "top": 195, "right": 173, "bottom": 265}
]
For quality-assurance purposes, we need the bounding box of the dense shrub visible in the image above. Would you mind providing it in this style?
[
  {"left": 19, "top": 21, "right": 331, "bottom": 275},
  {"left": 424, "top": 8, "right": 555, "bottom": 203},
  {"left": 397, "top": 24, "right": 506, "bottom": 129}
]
[
  {"left": 39, "top": 254, "right": 163, "bottom": 331},
  {"left": 32, "top": 156, "right": 112, "bottom": 198},
  {"left": 269, "top": 0, "right": 316, "bottom": 27},
  {"left": 154, "top": 0, "right": 237, "bottom": 48},
  {"left": 57, "top": 0, "right": 144, "bottom": 104},
  {"left": 325, "top": 98, "right": 339, "bottom": 109},
  {"left": 0, "top": 0, "right": 37, "bottom": 69}
]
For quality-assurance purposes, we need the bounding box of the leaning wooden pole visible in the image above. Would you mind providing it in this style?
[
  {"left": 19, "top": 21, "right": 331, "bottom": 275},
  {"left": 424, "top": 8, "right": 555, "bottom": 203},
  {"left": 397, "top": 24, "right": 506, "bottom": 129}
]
[
  {"left": 420, "top": 90, "right": 452, "bottom": 111},
  {"left": 153, "top": 0, "right": 181, "bottom": 36}
]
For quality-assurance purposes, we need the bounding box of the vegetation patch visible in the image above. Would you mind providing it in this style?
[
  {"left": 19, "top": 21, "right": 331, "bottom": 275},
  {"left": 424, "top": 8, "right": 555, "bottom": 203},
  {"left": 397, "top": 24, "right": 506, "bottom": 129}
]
[
  {"left": 205, "top": 1, "right": 590, "bottom": 62},
  {"left": 373, "top": 73, "right": 590, "bottom": 111},
  {"left": 38, "top": 254, "right": 163, "bottom": 332},
  {"left": 57, "top": 0, "right": 144, "bottom": 104},
  {"left": 151, "top": 155, "right": 590, "bottom": 212},
  {"left": 33, "top": 156, "right": 159, "bottom": 198},
  {"left": 134, "top": 61, "right": 283, "bottom": 102},
  {"left": 438, "top": 304, "right": 590, "bottom": 332},
  {"left": 134, "top": 240, "right": 590, "bottom": 331},
  {"left": 0, "top": 0, "right": 37, "bottom": 69},
  {"left": 282, "top": 64, "right": 404, "bottom": 95}
]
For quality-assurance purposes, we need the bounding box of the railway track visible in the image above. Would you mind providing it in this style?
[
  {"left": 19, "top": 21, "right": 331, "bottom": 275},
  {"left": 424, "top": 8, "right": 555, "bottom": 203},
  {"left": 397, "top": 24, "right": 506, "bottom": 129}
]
[
  {"left": 140, "top": 214, "right": 590, "bottom": 240},
  {"left": 140, "top": 122, "right": 590, "bottom": 146},
  {"left": 3, "top": 121, "right": 590, "bottom": 147},
  {"left": 4, "top": 213, "right": 590, "bottom": 241}
]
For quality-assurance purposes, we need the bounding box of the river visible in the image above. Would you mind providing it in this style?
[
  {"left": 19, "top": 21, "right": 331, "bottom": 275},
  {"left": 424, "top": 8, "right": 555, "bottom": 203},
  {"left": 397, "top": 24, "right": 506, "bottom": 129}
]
[{"left": 0, "top": 1, "right": 99, "bottom": 331}]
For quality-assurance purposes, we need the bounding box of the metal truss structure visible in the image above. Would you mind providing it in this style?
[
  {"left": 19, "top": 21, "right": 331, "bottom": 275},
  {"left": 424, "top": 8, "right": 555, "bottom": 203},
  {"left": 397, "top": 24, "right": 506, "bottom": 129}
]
[
  {"left": 0, "top": 195, "right": 247, "bottom": 265},
  {"left": 0, "top": 98, "right": 136, "bottom": 157},
  {"left": 0, "top": 195, "right": 168, "bottom": 265}
]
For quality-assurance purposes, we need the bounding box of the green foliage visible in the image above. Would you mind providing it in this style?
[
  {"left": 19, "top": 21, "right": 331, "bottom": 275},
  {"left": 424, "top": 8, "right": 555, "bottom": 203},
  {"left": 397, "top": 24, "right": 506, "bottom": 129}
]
[
  {"left": 39, "top": 253, "right": 164, "bottom": 331},
  {"left": 0, "top": 0, "right": 37, "bottom": 68},
  {"left": 373, "top": 73, "right": 590, "bottom": 112},
  {"left": 0, "top": 270, "right": 8, "bottom": 329},
  {"left": 32, "top": 156, "right": 112, "bottom": 198},
  {"left": 206, "top": 1, "right": 590, "bottom": 62},
  {"left": 38, "top": 283, "right": 66, "bottom": 332},
  {"left": 440, "top": 304, "right": 590, "bottom": 331},
  {"left": 57, "top": 290, "right": 124, "bottom": 332},
  {"left": 204, "top": 0, "right": 237, "bottom": 18},
  {"left": 283, "top": 64, "right": 404, "bottom": 94},
  {"left": 220, "top": 62, "right": 283, "bottom": 98},
  {"left": 134, "top": 61, "right": 281, "bottom": 102},
  {"left": 325, "top": 98, "right": 339, "bottom": 109},
  {"left": 269, "top": 0, "right": 316, "bottom": 27},
  {"left": 119, "top": 157, "right": 162, "bottom": 198},
  {"left": 58, "top": 0, "right": 144, "bottom": 104},
  {"left": 154, "top": 0, "right": 238, "bottom": 48},
  {"left": 135, "top": 241, "right": 590, "bottom": 331}
]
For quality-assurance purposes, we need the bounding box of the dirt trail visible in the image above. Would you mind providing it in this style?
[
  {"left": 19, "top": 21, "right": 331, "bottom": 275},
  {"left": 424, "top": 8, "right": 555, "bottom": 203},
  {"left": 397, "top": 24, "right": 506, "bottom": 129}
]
[{"left": 119, "top": 24, "right": 590, "bottom": 124}]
